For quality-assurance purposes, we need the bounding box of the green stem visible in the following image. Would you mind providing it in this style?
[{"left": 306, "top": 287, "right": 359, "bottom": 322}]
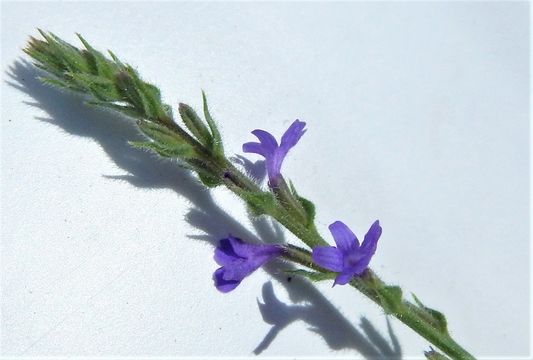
[
  {"left": 219, "top": 161, "right": 328, "bottom": 248},
  {"left": 281, "top": 246, "right": 476, "bottom": 360},
  {"left": 353, "top": 272, "right": 475, "bottom": 360},
  {"left": 170, "top": 126, "right": 475, "bottom": 360},
  {"left": 271, "top": 177, "right": 309, "bottom": 223}
]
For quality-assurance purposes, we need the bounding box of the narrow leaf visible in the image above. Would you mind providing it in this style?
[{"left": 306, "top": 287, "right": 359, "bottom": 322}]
[
  {"left": 128, "top": 140, "right": 194, "bottom": 158},
  {"left": 241, "top": 191, "right": 277, "bottom": 216},
  {"left": 412, "top": 293, "right": 449, "bottom": 335},
  {"left": 197, "top": 173, "right": 222, "bottom": 188},
  {"left": 379, "top": 286, "right": 403, "bottom": 314},
  {"left": 288, "top": 180, "right": 316, "bottom": 225},
  {"left": 202, "top": 91, "right": 224, "bottom": 155},
  {"left": 137, "top": 121, "right": 196, "bottom": 159},
  {"left": 179, "top": 103, "right": 213, "bottom": 147}
]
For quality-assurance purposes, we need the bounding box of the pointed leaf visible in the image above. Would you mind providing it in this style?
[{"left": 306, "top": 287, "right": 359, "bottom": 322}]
[
  {"left": 128, "top": 140, "right": 195, "bottom": 158},
  {"left": 379, "top": 286, "right": 403, "bottom": 314},
  {"left": 198, "top": 172, "right": 222, "bottom": 188},
  {"left": 136, "top": 121, "right": 196, "bottom": 159},
  {"left": 288, "top": 180, "right": 316, "bottom": 226},
  {"left": 114, "top": 70, "right": 144, "bottom": 110},
  {"left": 412, "top": 293, "right": 449, "bottom": 335},
  {"left": 202, "top": 91, "right": 224, "bottom": 155},
  {"left": 179, "top": 103, "right": 213, "bottom": 147},
  {"left": 241, "top": 191, "right": 277, "bottom": 216}
]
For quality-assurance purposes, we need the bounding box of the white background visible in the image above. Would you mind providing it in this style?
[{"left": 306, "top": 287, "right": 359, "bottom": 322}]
[{"left": 1, "top": 2, "right": 529, "bottom": 358}]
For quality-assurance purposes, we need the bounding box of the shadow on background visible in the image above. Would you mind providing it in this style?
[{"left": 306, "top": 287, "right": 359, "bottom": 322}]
[{"left": 6, "top": 59, "right": 402, "bottom": 359}]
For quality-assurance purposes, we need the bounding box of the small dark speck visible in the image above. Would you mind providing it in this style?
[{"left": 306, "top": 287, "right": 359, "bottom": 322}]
[
  {"left": 8, "top": 119, "right": 12, "bottom": 122},
  {"left": 287, "top": 277, "right": 292, "bottom": 282},
  {"left": 29, "top": 290, "right": 33, "bottom": 294},
  {"left": 218, "top": 327, "right": 221, "bottom": 330}
]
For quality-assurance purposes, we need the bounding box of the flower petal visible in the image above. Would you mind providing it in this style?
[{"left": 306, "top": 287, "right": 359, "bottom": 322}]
[
  {"left": 333, "top": 268, "right": 356, "bottom": 286},
  {"left": 230, "top": 236, "right": 281, "bottom": 258},
  {"left": 311, "top": 246, "right": 344, "bottom": 272},
  {"left": 213, "top": 267, "right": 241, "bottom": 293},
  {"left": 213, "top": 237, "right": 242, "bottom": 266},
  {"left": 221, "top": 260, "right": 253, "bottom": 281},
  {"left": 242, "top": 142, "right": 268, "bottom": 157},
  {"left": 328, "top": 221, "right": 359, "bottom": 252},
  {"left": 360, "top": 220, "right": 382, "bottom": 258},
  {"left": 252, "top": 129, "right": 278, "bottom": 153},
  {"left": 225, "top": 236, "right": 253, "bottom": 257},
  {"left": 280, "top": 120, "right": 306, "bottom": 151},
  {"left": 348, "top": 256, "right": 370, "bottom": 276}
]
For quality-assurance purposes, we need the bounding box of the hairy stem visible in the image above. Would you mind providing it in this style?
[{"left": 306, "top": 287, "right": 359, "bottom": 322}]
[{"left": 281, "top": 246, "right": 476, "bottom": 360}]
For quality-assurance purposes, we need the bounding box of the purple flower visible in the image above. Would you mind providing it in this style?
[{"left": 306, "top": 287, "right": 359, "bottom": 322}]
[
  {"left": 213, "top": 235, "right": 283, "bottom": 293},
  {"left": 242, "top": 120, "right": 306, "bottom": 186},
  {"left": 312, "top": 220, "right": 382, "bottom": 286}
]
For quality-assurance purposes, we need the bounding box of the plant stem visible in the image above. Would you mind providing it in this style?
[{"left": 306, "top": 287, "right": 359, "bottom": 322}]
[{"left": 281, "top": 246, "right": 476, "bottom": 360}]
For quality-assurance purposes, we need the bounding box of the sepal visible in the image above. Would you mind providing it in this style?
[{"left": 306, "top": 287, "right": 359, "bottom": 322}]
[
  {"left": 179, "top": 103, "right": 213, "bottom": 148},
  {"left": 202, "top": 91, "right": 224, "bottom": 157},
  {"left": 288, "top": 180, "right": 316, "bottom": 226},
  {"left": 378, "top": 285, "right": 403, "bottom": 314},
  {"left": 134, "top": 121, "right": 196, "bottom": 158},
  {"left": 412, "top": 293, "right": 449, "bottom": 335},
  {"left": 198, "top": 173, "right": 222, "bottom": 188},
  {"left": 240, "top": 191, "right": 277, "bottom": 216}
]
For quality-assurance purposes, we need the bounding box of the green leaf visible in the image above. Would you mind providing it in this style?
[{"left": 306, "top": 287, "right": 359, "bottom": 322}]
[
  {"left": 379, "top": 286, "right": 403, "bottom": 314},
  {"left": 114, "top": 70, "right": 144, "bottom": 110},
  {"left": 198, "top": 173, "right": 222, "bottom": 188},
  {"left": 288, "top": 180, "right": 316, "bottom": 226},
  {"left": 296, "top": 194, "right": 315, "bottom": 223},
  {"left": 179, "top": 103, "right": 213, "bottom": 148},
  {"left": 128, "top": 140, "right": 194, "bottom": 158},
  {"left": 240, "top": 191, "right": 277, "bottom": 216},
  {"left": 128, "top": 67, "right": 168, "bottom": 121},
  {"left": 41, "top": 30, "right": 90, "bottom": 74},
  {"left": 285, "top": 269, "right": 335, "bottom": 282},
  {"left": 202, "top": 91, "right": 224, "bottom": 156},
  {"left": 26, "top": 31, "right": 173, "bottom": 125},
  {"left": 69, "top": 72, "right": 119, "bottom": 101},
  {"left": 412, "top": 294, "right": 449, "bottom": 335},
  {"left": 136, "top": 121, "right": 196, "bottom": 159},
  {"left": 162, "top": 104, "right": 174, "bottom": 119},
  {"left": 76, "top": 33, "right": 118, "bottom": 78},
  {"left": 87, "top": 100, "right": 144, "bottom": 120},
  {"left": 39, "top": 76, "right": 77, "bottom": 91},
  {"left": 113, "top": 67, "right": 167, "bottom": 121}
]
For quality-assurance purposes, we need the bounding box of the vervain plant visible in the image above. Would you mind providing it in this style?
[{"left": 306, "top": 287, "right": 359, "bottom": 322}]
[{"left": 23, "top": 30, "right": 476, "bottom": 360}]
